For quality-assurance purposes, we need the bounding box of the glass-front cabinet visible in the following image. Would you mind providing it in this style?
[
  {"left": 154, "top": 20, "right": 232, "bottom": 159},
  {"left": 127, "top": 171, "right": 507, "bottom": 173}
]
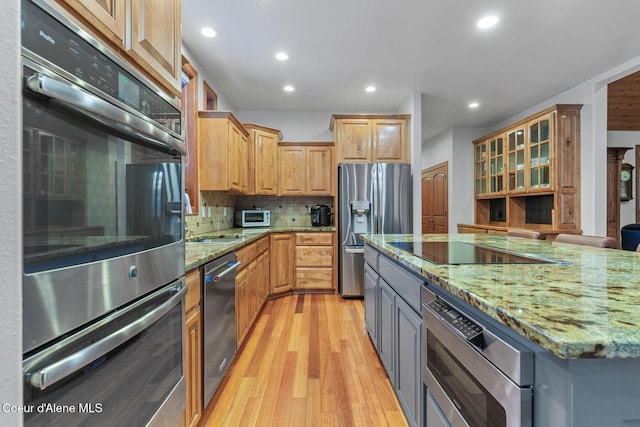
[
  {"left": 528, "top": 114, "right": 552, "bottom": 191},
  {"left": 474, "top": 135, "right": 505, "bottom": 197},
  {"left": 474, "top": 143, "right": 487, "bottom": 195},
  {"left": 469, "top": 104, "right": 582, "bottom": 234},
  {"left": 489, "top": 136, "right": 505, "bottom": 193},
  {"left": 507, "top": 126, "right": 526, "bottom": 192}
]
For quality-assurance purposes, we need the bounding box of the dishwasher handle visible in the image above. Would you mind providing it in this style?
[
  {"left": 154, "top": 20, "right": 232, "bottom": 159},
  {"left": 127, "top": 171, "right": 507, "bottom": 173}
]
[{"left": 205, "top": 261, "right": 241, "bottom": 283}]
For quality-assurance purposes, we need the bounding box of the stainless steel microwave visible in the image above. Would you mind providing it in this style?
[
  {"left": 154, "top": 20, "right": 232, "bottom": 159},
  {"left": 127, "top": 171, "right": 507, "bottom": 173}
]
[{"left": 235, "top": 210, "right": 271, "bottom": 227}]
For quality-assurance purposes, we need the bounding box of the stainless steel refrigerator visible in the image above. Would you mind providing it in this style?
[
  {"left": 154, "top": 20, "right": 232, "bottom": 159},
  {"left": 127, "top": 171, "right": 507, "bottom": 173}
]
[{"left": 338, "top": 163, "right": 412, "bottom": 297}]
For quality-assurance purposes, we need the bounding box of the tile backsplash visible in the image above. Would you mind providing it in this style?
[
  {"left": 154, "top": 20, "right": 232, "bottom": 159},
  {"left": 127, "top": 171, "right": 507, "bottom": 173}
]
[
  {"left": 185, "top": 191, "right": 235, "bottom": 236},
  {"left": 236, "top": 195, "right": 334, "bottom": 227},
  {"left": 185, "top": 192, "right": 334, "bottom": 236}
]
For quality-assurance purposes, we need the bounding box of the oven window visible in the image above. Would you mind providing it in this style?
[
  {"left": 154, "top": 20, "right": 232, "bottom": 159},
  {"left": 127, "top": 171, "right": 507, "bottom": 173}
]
[
  {"left": 244, "top": 212, "right": 265, "bottom": 223},
  {"left": 427, "top": 331, "right": 506, "bottom": 427},
  {"left": 23, "top": 94, "right": 182, "bottom": 274},
  {"left": 23, "top": 293, "right": 183, "bottom": 426}
]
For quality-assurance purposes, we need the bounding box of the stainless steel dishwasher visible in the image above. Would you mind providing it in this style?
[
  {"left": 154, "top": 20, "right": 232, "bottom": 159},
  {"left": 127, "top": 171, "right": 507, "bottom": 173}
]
[{"left": 203, "top": 251, "right": 241, "bottom": 408}]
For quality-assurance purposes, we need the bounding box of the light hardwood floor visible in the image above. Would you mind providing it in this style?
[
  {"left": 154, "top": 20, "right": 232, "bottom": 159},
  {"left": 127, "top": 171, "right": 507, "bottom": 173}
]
[{"left": 202, "top": 293, "right": 409, "bottom": 427}]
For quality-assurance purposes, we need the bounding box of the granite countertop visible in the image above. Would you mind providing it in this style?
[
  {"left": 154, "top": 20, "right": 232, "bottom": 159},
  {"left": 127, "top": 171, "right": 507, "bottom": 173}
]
[
  {"left": 362, "top": 233, "right": 640, "bottom": 359},
  {"left": 185, "top": 226, "right": 335, "bottom": 270}
]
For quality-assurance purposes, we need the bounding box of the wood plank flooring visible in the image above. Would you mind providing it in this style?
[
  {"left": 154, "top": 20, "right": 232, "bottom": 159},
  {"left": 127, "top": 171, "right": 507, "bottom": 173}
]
[{"left": 201, "top": 293, "right": 408, "bottom": 427}]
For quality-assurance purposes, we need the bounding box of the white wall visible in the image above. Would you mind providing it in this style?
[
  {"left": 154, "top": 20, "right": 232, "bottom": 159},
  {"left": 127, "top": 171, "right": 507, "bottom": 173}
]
[
  {"left": 182, "top": 44, "right": 237, "bottom": 112},
  {"left": 1, "top": 0, "right": 23, "bottom": 425},
  {"left": 422, "top": 127, "right": 486, "bottom": 232},
  {"left": 396, "top": 93, "right": 422, "bottom": 236},
  {"left": 235, "top": 110, "right": 333, "bottom": 141},
  {"left": 608, "top": 131, "right": 639, "bottom": 228}
]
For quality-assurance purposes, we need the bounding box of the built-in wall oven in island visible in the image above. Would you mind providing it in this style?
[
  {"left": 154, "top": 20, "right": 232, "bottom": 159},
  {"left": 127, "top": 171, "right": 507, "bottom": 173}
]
[
  {"left": 422, "top": 286, "right": 534, "bottom": 427},
  {"left": 21, "top": 0, "right": 187, "bottom": 425}
]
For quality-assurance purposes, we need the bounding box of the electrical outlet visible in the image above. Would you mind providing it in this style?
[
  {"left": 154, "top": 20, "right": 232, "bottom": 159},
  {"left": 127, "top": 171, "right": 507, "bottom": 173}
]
[{"left": 223, "top": 207, "right": 227, "bottom": 216}]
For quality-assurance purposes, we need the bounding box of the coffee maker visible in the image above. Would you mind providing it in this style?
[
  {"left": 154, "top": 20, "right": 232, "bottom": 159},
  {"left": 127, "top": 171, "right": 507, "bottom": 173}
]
[{"left": 310, "top": 205, "right": 332, "bottom": 226}]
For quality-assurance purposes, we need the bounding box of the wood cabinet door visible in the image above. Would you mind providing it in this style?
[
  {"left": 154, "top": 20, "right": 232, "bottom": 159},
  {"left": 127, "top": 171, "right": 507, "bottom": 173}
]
[
  {"left": 229, "top": 122, "right": 248, "bottom": 193},
  {"left": 255, "top": 130, "right": 279, "bottom": 195},
  {"left": 128, "top": 0, "right": 181, "bottom": 95},
  {"left": 235, "top": 267, "right": 249, "bottom": 345},
  {"left": 279, "top": 146, "right": 306, "bottom": 195},
  {"left": 336, "top": 119, "right": 372, "bottom": 163},
  {"left": 184, "top": 306, "right": 202, "bottom": 427},
  {"left": 59, "top": 0, "right": 126, "bottom": 48},
  {"left": 372, "top": 119, "right": 408, "bottom": 162},
  {"left": 305, "top": 146, "right": 333, "bottom": 195},
  {"left": 270, "top": 234, "right": 294, "bottom": 293},
  {"left": 422, "top": 162, "right": 448, "bottom": 234}
]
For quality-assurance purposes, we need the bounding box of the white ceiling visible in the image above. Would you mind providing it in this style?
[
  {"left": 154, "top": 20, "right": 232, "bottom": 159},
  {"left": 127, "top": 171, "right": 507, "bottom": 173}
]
[{"left": 181, "top": 0, "right": 640, "bottom": 141}]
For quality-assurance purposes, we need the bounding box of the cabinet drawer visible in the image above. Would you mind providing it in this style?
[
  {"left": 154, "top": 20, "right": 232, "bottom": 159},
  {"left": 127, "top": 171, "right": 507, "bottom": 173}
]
[
  {"left": 256, "top": 236, "right": 269, "bottom": 254},
  {"left": 296, "top": 267, "right": 333, "bottom": 289},
  {"left": 185, "top": 268, "right": 201, "bottom": 313},
  {"left": 237, "top": 242, "right": 258, "bottom": 268},
  {"left": 378, "top": 254, "right": 423, "bottom": 314},
  {"left": 296, "top": 246, "right": 333, "bottom": 267},
  {"left": 364, "top": 245, "right": 378, "bottom": 270},
  {"left": 296, "top": 232, "right": 333, "bottom": 246}
]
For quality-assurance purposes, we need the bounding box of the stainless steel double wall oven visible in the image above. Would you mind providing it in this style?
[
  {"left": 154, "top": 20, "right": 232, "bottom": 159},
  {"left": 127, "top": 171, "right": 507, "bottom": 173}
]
[{"left": 21, "top": 0, "right": 187, "bottom": 425}]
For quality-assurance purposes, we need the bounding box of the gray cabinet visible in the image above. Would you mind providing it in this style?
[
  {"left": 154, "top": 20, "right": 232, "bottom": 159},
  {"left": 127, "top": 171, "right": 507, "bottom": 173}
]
[
  {"left": 364, "top": 263, "right": 379, "bottom": 349},
  {"left": 425, "top": 389, "right": 451, "bottom": 427},
  {"left": 379, "top": 278, "right": 396, "bottom": 382},
  {"left": 366, "top": 244, "right": 423, "bottom": 427},
  {"left": 396, "top": 295, "right": 422, "bottom": 427}
]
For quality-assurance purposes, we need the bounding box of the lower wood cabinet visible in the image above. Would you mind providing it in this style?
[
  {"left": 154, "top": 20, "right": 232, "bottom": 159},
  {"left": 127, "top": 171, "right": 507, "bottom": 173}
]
[
  {"left": 270, "top": 233, "right": 295, "bottom": 294},
  {"left": 184, "top": 268, "right": 202, "bottom": 427},
  {"left": 295, "top": 232, "right": 335, "bottom": 290},
  {"left": 236, "top": 238, "right": 269, "bottom": 347}
]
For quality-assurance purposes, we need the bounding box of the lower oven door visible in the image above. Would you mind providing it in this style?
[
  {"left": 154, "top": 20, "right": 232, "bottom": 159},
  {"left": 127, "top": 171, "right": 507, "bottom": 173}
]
[
  {"left": 23, "top": 279, "right": 186, "bottom": 427},
  {"left": 423, "top": 308, "right": 532, "bottom": 427}
]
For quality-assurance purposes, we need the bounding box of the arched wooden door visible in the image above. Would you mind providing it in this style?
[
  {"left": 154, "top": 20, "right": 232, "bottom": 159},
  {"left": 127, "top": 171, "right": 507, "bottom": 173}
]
[{"left": 422, "top": 162, "right": 448, "bottom": 234}]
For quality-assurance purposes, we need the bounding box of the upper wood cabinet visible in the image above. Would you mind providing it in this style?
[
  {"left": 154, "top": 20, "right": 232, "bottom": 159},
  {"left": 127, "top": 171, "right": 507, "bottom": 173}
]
[
  {"left": 56, "top": 0, "right": 181, "bottom": 97},
  {"left": 128, "top": 0, "right": 181, "bottom": 96},
  {"left": 198, "top": 111, "right": 249, "bottom": 193},
  {"left": 278, "top": 142, "right": 334, "bottom": 196},
  {"left": 330, "top": 115, "right": 411, "bottom": 164},
  {"left": 243, "top": 124, "right": 282, "bottom": 195},
  {"left": 471, "top": 104, "right": 582, "bottom": 233}
]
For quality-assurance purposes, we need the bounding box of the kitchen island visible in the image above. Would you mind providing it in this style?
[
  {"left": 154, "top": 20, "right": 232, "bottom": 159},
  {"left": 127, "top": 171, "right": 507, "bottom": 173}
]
[{"left": 363, "top": 233, "right": 640, "bottom": 427}]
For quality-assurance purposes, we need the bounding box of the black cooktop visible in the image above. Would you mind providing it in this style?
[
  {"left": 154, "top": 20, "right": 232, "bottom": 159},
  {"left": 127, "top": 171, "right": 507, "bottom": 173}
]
[{"left": 389, "top": 241, "right": 552, "bottom": 265}]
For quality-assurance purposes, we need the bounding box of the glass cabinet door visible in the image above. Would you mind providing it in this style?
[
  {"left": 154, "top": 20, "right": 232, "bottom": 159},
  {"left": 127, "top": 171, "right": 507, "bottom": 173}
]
[
  {"left": 489, "top": 136, "right": 504, "bottom": 193},
  {"left": 474, "top": 143, "right": 487, "bottom": 195},
  {"left": 528, "top": 115, "right": 551, "bottom": 190},
  {"left": 507, "top": 127, "right": 525, "bottom": 191}
]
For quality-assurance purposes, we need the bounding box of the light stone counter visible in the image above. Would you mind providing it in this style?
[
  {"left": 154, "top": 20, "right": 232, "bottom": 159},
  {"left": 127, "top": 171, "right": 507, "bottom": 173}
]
[
  {"left": 362, "top": 233, "right": 640, "bottom": 359},
  {"left": 185, "top": 226, "right": 335, "bottom": 271}
]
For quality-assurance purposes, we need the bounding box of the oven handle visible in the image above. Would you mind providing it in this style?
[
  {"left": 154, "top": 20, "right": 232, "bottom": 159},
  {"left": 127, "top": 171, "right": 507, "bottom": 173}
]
[
  {"left": 25, "top": 72, "right": 186, "bottom": 155},
  {"left": 26, "top": 284, "right": 187, "bottom": 391}
]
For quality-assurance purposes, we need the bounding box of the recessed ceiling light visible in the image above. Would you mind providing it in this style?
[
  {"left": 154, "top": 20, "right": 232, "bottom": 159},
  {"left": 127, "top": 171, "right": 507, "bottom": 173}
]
[
  {"left": 468, "top": 102, "right": 480, "bottom": 109},
  {"left": 275, "top": 52, "right": 289, "bottom": 61},
  {"left": 201, "top": 27, "right": 217, "bottom": 38},
  {"left": 283, "top": 85, "right": 295, "bottom": 92},
  {"left": 365, "top": 86, "right": 376, "bottom": 93},
  {"left": 477, "top": 15, "right": 499, "bottom": 29}
]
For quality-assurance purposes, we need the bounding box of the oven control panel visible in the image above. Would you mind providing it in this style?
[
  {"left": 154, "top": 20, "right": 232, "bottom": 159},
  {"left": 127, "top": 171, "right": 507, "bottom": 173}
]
[{"left": 428, "top": 298, "right": 484, "bottom": 348}]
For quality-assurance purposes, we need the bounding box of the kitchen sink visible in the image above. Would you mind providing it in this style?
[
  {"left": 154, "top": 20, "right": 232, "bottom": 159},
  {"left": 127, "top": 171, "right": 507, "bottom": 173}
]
[{"left": 190, "top": 236, "right": 244, "bottom": 243}]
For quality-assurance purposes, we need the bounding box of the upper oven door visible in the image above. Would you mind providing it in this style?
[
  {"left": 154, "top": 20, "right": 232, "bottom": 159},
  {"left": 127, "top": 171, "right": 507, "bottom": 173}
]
[{"left": 21, "top": 0, "right": 187, "bottom": 353}]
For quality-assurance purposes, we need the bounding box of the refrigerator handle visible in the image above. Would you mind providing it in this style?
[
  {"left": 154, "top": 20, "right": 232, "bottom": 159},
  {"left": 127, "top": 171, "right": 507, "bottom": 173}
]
[
  {"left": 370, "top": 164, "right": 378, "bottom": 234},
  {"left": 378, "top": 164, "right": 385, "bottom": 233},
  {"left": 344, "top": 247, "right": 365, "bottom": 254}
]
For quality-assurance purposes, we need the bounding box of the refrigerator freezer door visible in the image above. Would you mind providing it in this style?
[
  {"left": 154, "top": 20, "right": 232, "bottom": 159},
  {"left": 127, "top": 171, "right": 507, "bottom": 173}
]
[
  {"left": 340, "top": 246, "right": 365, "bottom": 297},
  {"left": 339, "top": 163, "right": 374, "bottom": 246},
  {"left": 374, "top": 163, "right": 412, "bottom": 234}
]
